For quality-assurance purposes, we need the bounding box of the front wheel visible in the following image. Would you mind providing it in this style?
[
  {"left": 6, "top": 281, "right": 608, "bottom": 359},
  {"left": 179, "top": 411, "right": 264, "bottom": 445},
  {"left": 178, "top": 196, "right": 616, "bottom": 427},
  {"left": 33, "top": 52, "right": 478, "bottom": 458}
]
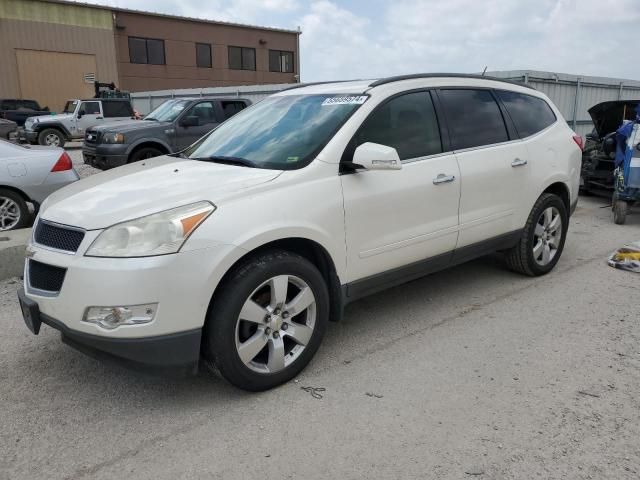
[
  {"left": 203, "top": 250, "right": 329, "bottom": 391},
  {"left": 505, "top": 193, "right": 568, "bottom": 276},
  {"left": 613, "top": 199, "right": 628, "bottom": 225},
  {"left": 38, "top": 128, "right": 65, "bottom": 147}
]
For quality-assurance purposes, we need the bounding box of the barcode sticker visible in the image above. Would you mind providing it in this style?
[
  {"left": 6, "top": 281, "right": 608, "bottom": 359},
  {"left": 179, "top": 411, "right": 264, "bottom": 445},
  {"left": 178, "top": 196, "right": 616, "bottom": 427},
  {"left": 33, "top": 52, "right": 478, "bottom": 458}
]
[{"left": 321, "top": 96, "right": 368, "bottom": 106}]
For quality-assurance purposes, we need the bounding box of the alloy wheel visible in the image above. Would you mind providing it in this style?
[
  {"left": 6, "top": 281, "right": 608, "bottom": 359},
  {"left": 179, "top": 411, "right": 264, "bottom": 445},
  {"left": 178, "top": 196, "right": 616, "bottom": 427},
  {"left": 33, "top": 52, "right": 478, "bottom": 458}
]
[
  {"left": 0, "top": 196, "right": 21, "bottom": 231},
  {"left": 235, "top": 274, "right": 316, "bottom": 374},
  {"left": 45, "top": 133, "right": 60, "bottom": 146},
  {"left": 533, "top": 206, "right": 562, "bottom": 266}
]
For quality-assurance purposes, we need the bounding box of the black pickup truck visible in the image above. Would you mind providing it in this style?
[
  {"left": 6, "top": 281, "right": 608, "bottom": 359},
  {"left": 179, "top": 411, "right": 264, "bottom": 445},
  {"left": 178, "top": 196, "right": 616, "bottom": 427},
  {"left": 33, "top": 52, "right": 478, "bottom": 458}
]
[{"left": 0, "top": 99, "right": 50, "bottom": 126}]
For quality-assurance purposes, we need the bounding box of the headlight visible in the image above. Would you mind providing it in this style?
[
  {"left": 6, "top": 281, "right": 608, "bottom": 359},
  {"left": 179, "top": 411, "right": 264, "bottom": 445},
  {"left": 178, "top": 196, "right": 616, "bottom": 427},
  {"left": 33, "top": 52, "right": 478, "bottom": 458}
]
[
  {"left": 102, "top": 132, "right": 125, "bottom": 144},
  {"left": 85, "top": 201, "right": 215, "bottom": 258}
]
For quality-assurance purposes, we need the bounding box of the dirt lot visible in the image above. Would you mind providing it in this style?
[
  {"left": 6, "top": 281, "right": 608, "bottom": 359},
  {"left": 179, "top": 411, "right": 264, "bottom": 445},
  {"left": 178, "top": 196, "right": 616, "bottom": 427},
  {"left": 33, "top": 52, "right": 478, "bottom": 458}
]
[{"left": 1, "top": 195, "right": 639, "bottom": 480}]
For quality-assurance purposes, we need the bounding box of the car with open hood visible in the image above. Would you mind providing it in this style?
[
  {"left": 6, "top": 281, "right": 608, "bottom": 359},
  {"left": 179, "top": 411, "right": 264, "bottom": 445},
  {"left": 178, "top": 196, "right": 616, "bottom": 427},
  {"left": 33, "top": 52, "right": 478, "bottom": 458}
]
[
  {"left": 18, "top": 74, "right": 581, "bottom": 391},
  {"left": 580, "top": 100, "right": 639, "bottom": 195}
]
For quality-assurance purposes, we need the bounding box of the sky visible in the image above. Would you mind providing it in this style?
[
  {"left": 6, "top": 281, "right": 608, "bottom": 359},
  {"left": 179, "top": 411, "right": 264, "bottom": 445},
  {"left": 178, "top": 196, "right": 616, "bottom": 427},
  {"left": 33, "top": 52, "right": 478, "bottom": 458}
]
[{"left": 81, "top": 0, "right": 640, "bottom": 82}]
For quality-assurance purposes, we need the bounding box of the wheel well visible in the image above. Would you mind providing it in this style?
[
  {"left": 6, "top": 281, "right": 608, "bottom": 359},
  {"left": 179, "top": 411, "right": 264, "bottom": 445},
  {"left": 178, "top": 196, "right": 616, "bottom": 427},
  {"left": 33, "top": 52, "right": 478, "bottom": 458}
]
[
  {"left": 211, "top": 238, "right": 344, "bottom": 322},
  {"left": 0, "top": 185, "right": 31, "bottom": 203},
  {"left": 37, "top": 126, "right": 67, "bottom": 139},
  {"left": 543, "top": 182, "right": 570, "bottom": 212},
  {"left": 128, "top": 142, "right": 170, "bottom": 161}
]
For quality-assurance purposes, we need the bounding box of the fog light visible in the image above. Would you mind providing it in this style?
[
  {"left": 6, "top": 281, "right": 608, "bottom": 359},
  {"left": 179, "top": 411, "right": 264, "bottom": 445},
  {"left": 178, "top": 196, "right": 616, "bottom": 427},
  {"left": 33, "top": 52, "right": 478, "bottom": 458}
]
[{"left": 83, "top": 304, "right": 157, "bottom": 330}]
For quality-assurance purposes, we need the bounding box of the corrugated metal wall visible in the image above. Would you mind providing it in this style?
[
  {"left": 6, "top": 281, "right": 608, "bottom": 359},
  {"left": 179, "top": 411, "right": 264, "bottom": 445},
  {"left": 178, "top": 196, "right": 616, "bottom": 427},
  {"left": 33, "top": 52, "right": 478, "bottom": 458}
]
[
  {"left": 132, "top": 70, "right": 640, "bottom": 138},
  {"left": 0, "top": 0, "right": 118, "bottom": 110},
  {"left": 130, "top": 84, "right": 291, "bottom": 114},
  {"left": 488, "top": 70, "right": 640, "bottom": 137}
]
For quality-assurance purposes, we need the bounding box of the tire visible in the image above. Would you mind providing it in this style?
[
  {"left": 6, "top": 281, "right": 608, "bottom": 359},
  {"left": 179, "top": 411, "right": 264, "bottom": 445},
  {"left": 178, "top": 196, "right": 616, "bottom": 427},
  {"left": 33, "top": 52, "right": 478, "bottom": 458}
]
[
  {"left": 613, "top": 200, "right": 628, "bottom": 225},
  {"left": 129, "top": 147, "right": 163, "bottom": 163},
  {"left": 505, "top": 193, "right": 568, "bottom": 277},
  {"left": 0, "top": 188, "right": 30, "bottom": 231},
  {"left": 203, "top": 250, "right": 329, "bottom": 391},
  {"left": 38, "top": 128, "right": 65, "bottom": 147}
]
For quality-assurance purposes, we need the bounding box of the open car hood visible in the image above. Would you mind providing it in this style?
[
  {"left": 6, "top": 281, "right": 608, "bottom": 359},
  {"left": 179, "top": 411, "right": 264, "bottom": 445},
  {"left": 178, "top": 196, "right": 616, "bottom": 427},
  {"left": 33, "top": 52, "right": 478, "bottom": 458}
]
[{"left": 588, "top": 100, "right": 640, "bottom": 139}]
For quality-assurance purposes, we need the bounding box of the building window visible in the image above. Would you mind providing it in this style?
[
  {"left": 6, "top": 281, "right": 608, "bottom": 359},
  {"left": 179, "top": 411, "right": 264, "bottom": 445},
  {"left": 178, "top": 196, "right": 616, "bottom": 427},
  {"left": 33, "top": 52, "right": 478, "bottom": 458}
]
[
  {"left": 196, "top": 43, "right": 212, "bottom": 68},
  {"left": 128, "top": 37, "right": 165, "bottom": 65},
  {"left": 228, "top": 46, "right": 256, "bottom": 71},
  {"left": 269, "top": 50, "right": 294, "bottom": 73}
]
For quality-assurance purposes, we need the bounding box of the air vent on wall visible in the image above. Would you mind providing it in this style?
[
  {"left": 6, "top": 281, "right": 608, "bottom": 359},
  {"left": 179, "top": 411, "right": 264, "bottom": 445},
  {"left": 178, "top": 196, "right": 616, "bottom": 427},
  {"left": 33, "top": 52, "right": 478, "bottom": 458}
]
[{"left": 83, "top": 73, "right": 96, "bottom": 84}]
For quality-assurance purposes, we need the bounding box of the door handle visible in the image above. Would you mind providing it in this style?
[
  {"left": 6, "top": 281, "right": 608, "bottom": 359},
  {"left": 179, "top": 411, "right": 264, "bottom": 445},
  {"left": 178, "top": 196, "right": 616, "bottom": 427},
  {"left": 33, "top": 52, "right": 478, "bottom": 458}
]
[
  {"left": 511, "top": 158, "right": 528, "bottom": 167},
  {"left": 433, "top": 174, "right": 455, "bottom": 185}
]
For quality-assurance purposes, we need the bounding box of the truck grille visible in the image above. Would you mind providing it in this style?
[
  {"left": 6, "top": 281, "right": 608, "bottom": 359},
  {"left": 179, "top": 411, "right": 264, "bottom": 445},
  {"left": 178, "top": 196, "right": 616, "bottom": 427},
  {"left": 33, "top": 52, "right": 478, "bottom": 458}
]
[
  {"left": 84, "top": 129, "right": 99, "bottom": 144},
  {"left": 34, "top": 220, "right": 85, "bottom": 253},
  {"left": 28, "top": 260, "right": 67, "bottom": 293}
]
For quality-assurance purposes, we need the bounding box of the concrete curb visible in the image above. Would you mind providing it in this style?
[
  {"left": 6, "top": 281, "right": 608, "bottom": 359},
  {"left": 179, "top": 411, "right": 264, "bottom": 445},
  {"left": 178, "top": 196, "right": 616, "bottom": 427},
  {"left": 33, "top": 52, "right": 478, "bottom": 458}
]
[{"left": 0, "top": 228, "right": 30, "bottom": 281}]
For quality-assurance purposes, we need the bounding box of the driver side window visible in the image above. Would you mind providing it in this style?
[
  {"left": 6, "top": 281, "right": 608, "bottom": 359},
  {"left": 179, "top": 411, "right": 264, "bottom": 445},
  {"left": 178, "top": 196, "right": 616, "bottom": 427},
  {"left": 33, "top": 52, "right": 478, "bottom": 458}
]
[
  {"left": 187, "top": 102, "right": 217, "bottom": 125},
  {"left": 356, "top": 91, "right": 442, "bottom": 161},
  {"left": 79, "top": 102, "right": 100, "bottom": 115}
]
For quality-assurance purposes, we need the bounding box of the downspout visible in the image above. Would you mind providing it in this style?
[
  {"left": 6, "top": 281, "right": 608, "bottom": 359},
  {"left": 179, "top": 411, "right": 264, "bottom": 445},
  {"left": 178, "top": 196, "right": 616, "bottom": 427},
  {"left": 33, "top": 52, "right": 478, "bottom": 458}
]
[{"left": 296, "top": 26, "right": 302, "bottom": 83}]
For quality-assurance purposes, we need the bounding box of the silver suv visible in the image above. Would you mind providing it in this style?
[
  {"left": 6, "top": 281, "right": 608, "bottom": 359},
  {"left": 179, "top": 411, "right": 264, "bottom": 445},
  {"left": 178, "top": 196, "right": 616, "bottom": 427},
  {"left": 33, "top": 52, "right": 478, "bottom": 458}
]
[{"left": 24, "top": 99, "right": 133, "bottom": 147}]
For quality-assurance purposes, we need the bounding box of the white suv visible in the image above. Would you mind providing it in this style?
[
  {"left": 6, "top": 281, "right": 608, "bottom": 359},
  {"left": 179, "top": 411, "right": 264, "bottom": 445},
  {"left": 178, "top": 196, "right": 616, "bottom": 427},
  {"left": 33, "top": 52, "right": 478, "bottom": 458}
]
[{"left": 18, "top": 75, "right": 582, "bottom": 391}]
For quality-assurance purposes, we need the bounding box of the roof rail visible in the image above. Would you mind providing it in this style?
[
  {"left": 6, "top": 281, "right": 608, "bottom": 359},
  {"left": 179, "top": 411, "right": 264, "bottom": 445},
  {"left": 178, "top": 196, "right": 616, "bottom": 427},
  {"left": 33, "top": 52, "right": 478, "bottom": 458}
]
[
  {"left": 368, "top": 73, "right": 535, "bottom": 90},
  {"left": 280, "top": 79, "right": 370, "bottom": 92}
]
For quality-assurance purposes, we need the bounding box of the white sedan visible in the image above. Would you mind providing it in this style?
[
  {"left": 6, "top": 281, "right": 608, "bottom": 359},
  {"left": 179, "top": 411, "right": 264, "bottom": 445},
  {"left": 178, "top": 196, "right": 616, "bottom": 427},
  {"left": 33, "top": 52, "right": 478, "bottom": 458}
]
[{"left": 0, "top": 139, "right": 79, "bottom": 231}]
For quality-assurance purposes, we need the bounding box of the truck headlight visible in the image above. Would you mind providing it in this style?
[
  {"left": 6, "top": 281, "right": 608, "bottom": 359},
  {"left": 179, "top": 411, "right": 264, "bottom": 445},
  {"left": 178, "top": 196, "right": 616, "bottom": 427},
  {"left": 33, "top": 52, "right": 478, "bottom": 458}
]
[
  {"left": 85, "top": 202, "right": 215, "bottom": 258},
  {"left": 103, "top": 132, "right": 125, "bottom": 144}
]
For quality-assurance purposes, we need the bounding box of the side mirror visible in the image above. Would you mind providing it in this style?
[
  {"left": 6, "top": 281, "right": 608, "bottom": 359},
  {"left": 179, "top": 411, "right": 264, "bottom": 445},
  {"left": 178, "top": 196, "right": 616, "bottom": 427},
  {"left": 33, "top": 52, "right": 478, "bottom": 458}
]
[
  {"left": 350, "top": 142, "right": 402, "bottom": 171},
  {"left": 181, "top": 115, "right": 200, "bottom": 127},
  {"left": 76, "top": 113, "right": 83, "bottom": 119}
]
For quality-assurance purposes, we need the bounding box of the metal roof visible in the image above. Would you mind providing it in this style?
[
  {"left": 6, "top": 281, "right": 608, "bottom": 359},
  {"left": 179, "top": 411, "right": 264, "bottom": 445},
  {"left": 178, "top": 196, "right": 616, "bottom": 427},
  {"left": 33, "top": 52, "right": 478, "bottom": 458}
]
[{"left": 38, "top": 0, "right": 301, "bottom": 34}]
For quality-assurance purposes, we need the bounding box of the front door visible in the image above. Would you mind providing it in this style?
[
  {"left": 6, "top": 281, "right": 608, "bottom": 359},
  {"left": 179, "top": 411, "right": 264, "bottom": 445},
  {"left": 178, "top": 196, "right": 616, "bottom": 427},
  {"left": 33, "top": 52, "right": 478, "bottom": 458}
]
[
  {"left": 436, "top": 88, "right": 531, "bottom": 248},
  {"left": 75, "top": 101, "right": 102, "bottom": 137},
  {"left": 175, "top": 101, "right": 220, "bottom": 151},
  {"left": 341, "top": 91, "right": 460, "bottom": 291}
]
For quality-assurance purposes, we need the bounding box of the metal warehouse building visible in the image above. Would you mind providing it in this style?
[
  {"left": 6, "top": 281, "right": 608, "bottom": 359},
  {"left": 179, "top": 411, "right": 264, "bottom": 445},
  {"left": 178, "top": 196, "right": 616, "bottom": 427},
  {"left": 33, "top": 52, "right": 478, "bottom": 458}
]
[
  {"left": 0, "top": 0, "right": 300, "bottom": 111},
  {"left": 128, "top": 70, "right": 640, "bottom": 138}
]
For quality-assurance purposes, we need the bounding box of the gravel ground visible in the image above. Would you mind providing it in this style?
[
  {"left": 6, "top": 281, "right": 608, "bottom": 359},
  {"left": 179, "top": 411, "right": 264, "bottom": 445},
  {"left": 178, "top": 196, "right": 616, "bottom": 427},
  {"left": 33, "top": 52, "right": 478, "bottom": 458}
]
[
  {"left": 66, "top": 144, "right": 100, "bottom": 179},
  {"left": 1, "top": 196, "right": 639, "bottom": 480}
]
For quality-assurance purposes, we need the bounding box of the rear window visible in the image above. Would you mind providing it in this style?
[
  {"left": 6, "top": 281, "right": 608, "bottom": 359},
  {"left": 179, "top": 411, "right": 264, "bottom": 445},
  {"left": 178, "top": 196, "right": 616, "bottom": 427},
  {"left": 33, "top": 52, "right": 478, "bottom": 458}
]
[
  {"left": 439, "top": 89, "right": 509, "bottom": 150},
  {"left": 220, "top": 101, "right": 247, "bottom": 120},
  {"left": 496, "top": 90, "right": 556, "bottom": 138},
  {"left": 103, "top": 101, "right": 133, "bottom": 118},
  {"left": 1, "top": 100, "right": 18, "bottom": 110},
  {"left": 19, "top": 100, "right": 40, "bottom": 110}
]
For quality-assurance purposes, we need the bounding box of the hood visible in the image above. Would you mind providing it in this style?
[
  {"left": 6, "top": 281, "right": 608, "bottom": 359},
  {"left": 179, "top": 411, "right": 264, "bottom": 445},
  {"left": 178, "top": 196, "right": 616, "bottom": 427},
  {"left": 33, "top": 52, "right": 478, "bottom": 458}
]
[
  {"left": 30, "top": 112, "right": 72, "bottom": 123},
  {"left": 588, "top": 101, "right": 640, "bottom": 139},
  {"left": 40, "top": 156, "right": 282, "bottom": 230},
  {"left": 90, "top": 120, "right": 167, "bottom": 134}
]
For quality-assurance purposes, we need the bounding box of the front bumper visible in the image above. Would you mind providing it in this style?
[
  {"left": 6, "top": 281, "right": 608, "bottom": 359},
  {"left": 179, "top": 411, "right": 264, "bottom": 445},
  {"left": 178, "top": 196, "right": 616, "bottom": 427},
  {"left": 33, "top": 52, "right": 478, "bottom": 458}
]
[
  {"left": 18, "top": 289, "right": 201, "bottom": 375},
  {"left": 24, "top": 129, "right": 38, "bottom": 143},
  {"left": 82, "top": 143, "right": 129, "bottom": 170}
]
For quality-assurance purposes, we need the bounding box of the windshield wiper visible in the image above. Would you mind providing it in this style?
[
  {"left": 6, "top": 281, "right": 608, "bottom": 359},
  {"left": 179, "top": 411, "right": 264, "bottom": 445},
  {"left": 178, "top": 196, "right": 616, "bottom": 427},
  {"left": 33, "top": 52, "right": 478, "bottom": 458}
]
[
  {"left": 145, "top": 117, "right": 158, "bottom": 121},
  {"left": 193, "top": 155, "right": 258, "bottom": 168}
]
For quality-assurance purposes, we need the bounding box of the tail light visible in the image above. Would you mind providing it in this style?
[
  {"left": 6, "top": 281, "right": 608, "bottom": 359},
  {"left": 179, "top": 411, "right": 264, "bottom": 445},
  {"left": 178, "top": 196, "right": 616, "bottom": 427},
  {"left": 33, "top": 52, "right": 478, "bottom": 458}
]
[
  {"left": 572, "top": 135, "right": 584, "bottom": 151},
  {"left": 51, "top": 151, "right": 72, "bottom": 172}
]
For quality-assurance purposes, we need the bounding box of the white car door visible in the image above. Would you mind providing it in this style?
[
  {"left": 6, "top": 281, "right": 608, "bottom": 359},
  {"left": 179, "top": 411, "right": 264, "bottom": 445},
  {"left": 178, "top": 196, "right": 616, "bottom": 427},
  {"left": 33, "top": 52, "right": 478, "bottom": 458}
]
[
  {"left": 341, "top": 91, "right": 460, "bottom": 296},
  {"left": 436, "top": 88, "right": 531, "bottom": 249},
  {"left": 75, "top": 101, "right": 103, "bottom": 136}
]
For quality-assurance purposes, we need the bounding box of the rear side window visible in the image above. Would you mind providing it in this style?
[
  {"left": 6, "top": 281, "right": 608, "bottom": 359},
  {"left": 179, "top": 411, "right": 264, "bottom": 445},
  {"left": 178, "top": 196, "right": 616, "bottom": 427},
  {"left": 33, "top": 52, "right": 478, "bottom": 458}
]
[
  {"left": 356, "top": 91, "right": 442, "bottom": 160},
  {"left": 20, "top": 100, "right": 39, "bottom": 110},
  {"left": 220, "top": 101, "right": 246, "bottom": 120},
  {"left": 439, "top": 89, "right": 509, "bottom": 150},
  {"left": 496, "top": 90, "right": 556, "bottom": 138},
  {"left": 2, "top": 100, "right": 17, "bottom": 110},
  {"left": 103, "top": 101, "right": 133, "bottom": 118}
]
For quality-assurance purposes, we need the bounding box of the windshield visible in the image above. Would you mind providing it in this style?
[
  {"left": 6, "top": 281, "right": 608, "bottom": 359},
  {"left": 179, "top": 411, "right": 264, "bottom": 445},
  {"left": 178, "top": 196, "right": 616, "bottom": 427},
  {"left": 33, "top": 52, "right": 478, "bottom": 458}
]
[
  {"left": 145, "top": 99, "right": 190, "bottom": 122},
  {"left": 63, "top": 100, "right": 78, "bottom": 114},
  {"left": 186, "top": 94, "right": 367, "bottom": 170}
]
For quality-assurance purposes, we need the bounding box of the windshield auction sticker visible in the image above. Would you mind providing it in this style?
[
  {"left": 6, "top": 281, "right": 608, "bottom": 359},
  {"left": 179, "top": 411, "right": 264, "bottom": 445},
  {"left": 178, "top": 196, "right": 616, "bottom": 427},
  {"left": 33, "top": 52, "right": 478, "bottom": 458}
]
[{"left": 322, "top": 96, "right": 368, "bottom": 106}]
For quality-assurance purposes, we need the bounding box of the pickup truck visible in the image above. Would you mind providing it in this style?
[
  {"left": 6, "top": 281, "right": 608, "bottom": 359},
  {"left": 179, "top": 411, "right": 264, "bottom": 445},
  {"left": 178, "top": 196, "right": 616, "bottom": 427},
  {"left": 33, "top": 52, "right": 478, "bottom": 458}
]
[
  {"left": 24, "top": 98, "right": 134, "bottom": 147},
  {"left": 82, "top": 97, "right": 250, "bottom": 169},
  {"left": 0, "top": 99, "right": 50, "bottom": 126}
]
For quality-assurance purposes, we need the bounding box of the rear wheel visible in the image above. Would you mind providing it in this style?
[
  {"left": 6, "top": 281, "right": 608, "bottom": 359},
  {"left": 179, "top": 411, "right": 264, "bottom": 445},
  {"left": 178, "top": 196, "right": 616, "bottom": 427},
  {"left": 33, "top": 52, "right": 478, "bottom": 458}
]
[
  {"left": 129, "top": 147, "right": 163, "bottom": 163},
  {"left": 203, "top": 250, "right": 329, "bottom": 391},
  {"left": 38, "top": 128, "right": 65, "bottom": 147},
  {"left": 505, "top": 193, "right": 568, "bottom": 276},
  {"left": 613, "top": 198, "right": 628, "bottom": 225},
  {"left": 0, "top": 189, "right": 29, "bottom": 231}
]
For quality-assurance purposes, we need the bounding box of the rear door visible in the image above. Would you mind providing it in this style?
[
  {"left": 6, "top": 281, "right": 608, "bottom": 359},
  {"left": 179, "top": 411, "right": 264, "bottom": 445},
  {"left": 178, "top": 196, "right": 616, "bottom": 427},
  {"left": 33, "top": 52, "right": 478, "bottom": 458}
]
[
  {"left": 436, "top": 88, "right": 530, "bottom": 249},
  {"left": 174, "top": 101, "right": 220, "bottom": 150},
  {"left": 341, "top": 91, "right": 460, "bottom": 289}
]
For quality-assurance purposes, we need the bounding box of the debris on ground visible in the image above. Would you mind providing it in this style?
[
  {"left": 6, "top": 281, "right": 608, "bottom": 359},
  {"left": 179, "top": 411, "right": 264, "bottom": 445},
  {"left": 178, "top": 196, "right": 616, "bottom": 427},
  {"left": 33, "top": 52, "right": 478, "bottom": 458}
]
[
  {"left": 300, "top": 386, "right": 325, "bottom": 399},
  {"left": 365, "top": 392, "right": 383, "bottom": 398},
  {"left": 608, "top": 242, "right": 640, "bottom": 273}
]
